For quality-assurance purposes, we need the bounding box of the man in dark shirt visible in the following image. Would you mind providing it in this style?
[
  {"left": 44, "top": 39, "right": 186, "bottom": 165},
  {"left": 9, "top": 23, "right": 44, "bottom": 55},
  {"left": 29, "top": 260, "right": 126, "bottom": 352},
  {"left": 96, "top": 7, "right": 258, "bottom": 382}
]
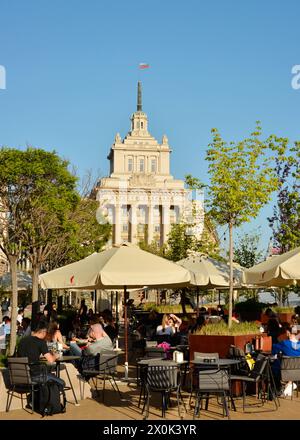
[{"left": 18, "top": 321, "right": 65, "bottom": 388}]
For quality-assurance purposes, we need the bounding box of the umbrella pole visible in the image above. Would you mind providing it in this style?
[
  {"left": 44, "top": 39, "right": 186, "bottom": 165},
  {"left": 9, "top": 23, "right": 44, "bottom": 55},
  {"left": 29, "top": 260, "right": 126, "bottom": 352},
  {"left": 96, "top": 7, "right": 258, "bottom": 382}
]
[
  {"left": 94, "top": 289, "right": 97, "bottom": 313},
  {"left": 124, "top": 286, "right": 129, "bottom": 380},
  {"left": 115, "top": 291, "right": 119, "bottom": 350}
]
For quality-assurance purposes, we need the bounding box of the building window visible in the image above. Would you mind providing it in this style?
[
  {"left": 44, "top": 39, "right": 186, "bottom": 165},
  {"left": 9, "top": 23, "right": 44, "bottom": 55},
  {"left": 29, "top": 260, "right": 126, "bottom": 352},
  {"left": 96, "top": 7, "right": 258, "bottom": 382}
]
[
  {"left": 154, "top": 225, "right": 160, "bottom": 233},
  {"left": 138, "top": 224, "right": 144, "bottom": 233},
  {"left": 128, "top": 157, "right": 133, "bottom": 172},
  {"left": 141, "top": 121, "right": 144, "bottom": 129},
  {"left": 122, "top": 224, "right": 128, "bottom": 232},
  {"left": 151, "top": 158, "right": 156, "bottom": 173},
  {"left": 122, "top": 205, "right": 128, "bottom": 217},
  {"left": 139, "top": 158, "right": 144, "bottom": 172}
]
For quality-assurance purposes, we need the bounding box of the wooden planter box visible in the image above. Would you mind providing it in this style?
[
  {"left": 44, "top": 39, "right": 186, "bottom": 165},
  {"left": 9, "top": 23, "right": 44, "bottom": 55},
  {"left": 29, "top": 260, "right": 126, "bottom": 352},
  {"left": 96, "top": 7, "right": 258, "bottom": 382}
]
[
  {"left": 260, "top": 312, "right": 294, "bottom": 324},
  {"left": 188, "top": 333, "right": 259, "bottom": 359},
  {"left": 278, "top": 312, "right": 294, "bottom": 323}
]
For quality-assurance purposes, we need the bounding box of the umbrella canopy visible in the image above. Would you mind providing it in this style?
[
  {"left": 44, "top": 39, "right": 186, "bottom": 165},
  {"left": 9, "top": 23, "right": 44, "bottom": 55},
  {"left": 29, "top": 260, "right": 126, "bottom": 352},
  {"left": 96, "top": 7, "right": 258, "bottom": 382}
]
[
  {"left": 177, "top": 253, "right": 244, "bottom": 288},
  {"left": 243, "top": 247, "right": 300, "bottom": 287},
  {"left": 0, "top": 271, "right": 32, "bottom": 292},
  {"left": 39, "top": 243, "right": 191, "bottom": 290}
]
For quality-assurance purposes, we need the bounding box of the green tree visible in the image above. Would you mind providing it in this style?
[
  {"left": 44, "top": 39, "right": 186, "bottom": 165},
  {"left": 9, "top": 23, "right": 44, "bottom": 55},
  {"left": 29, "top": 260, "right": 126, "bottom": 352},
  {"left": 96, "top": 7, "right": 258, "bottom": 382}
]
[
  {"left": 268, "top": 140, "right": 300, "bottom": 252},
  {"left": 43, "top": 197, "right": 111, "bottom": 270},
  {"left": 206, "top": 122, "right": 281, "bottom": 327},
  {"left": 18, "top": 149, "right": 80, "bottom": 303},
  {"left": 234, "top": 230, "right": 264, "bottom": 268},
  {"left": 0, "top": 148, "right": 76, "bottom": 354}
]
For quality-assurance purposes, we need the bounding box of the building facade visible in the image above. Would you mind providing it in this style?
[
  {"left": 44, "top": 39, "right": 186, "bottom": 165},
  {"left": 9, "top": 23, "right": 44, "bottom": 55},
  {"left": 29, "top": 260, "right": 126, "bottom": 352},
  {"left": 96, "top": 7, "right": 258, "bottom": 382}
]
[{"left": 96, "top": 82, "right": 204, "bottom": 247}]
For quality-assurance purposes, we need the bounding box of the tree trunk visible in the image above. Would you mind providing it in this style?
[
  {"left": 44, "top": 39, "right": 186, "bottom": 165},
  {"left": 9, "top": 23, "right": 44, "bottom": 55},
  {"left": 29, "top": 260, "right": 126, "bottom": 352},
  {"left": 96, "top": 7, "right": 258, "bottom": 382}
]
[
  {"left": 180, "top": 289, "right": 187, "bottom": 316},
  {"left": 8, "top": 255, "right": 18, "bottom": 356},
  {"left": 32, "top": 263, "right": 40, "bottom": 303},
  {"left": 228, "top": 221, "right": 234, "bottom": 329}
]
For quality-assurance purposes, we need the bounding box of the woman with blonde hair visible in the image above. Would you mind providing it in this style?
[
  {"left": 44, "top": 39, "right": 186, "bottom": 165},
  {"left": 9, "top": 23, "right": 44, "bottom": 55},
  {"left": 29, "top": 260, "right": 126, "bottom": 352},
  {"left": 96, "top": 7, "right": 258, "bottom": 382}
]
[{"left": 156, "top": 313, "right": 182, "bottom": 336}]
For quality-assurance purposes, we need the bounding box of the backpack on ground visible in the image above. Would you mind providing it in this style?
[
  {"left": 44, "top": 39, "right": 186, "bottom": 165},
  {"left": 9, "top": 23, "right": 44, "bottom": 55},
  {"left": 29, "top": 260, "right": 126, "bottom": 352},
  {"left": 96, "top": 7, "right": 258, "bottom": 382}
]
[{"left": 34, "top": 381, "right": 66, "bottom": 416}]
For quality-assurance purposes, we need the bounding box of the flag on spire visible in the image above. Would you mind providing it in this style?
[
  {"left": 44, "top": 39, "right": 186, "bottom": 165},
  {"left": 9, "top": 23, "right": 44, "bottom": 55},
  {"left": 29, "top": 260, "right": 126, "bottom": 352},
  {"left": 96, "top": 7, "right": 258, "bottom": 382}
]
[{"left": 139, "top": 63, "right": 150, "bottom": 69}]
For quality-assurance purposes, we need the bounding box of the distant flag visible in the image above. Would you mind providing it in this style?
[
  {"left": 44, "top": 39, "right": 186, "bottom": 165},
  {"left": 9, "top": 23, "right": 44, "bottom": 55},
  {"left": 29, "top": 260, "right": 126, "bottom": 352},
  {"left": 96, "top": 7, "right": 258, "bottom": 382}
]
[{"left": 139, "top": 63, "right": 150, "bottom": 69}]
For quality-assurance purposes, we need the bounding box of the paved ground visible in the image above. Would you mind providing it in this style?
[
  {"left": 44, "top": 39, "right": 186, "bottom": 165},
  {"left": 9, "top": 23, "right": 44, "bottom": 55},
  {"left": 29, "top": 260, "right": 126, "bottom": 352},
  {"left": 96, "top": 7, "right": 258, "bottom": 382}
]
[{"left": 1, "top": 366, "right": 300, "bottom": 421}]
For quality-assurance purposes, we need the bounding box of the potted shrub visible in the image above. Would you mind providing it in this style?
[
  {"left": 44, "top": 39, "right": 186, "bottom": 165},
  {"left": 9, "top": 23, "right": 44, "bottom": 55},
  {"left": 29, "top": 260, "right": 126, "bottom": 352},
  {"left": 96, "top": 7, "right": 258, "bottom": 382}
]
[
  {"left": 234, "top": 299, "right": 267, "bottom": 322},
  {"left": 189, "top": 321, "right": 262, "bottom": 359}
]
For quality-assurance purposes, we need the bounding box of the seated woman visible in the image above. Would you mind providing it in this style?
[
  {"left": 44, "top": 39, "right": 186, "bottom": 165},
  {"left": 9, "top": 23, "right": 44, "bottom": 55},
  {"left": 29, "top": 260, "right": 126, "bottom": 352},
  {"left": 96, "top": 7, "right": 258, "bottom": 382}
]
[
  {"left": 156, "top": 313, "right": 182, "bottom": 336},
  {"left": 45, "top": 321, "right": 68, "bottom": 350}
]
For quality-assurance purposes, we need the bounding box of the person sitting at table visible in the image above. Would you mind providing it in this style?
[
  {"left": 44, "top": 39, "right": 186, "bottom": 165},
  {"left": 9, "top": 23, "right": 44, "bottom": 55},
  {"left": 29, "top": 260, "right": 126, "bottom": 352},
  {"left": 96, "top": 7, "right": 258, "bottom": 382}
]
[
  {"left": 156, "top": 313, "right": 182, "bottom": 336},
  {"left": 189, "top": 314, "right": 207, "bottom": 334},
  {"left": 272, "top": 325, "right": 300, "bottom": 396},
  {"left": 17, "top": 321, "right": 65, "bottom": 389},
  {"left": 69, "top": 323, "right": 113, "bottom": 358},
  {"left": 46, "top": 321, "right": 69, "bottom": 350}
]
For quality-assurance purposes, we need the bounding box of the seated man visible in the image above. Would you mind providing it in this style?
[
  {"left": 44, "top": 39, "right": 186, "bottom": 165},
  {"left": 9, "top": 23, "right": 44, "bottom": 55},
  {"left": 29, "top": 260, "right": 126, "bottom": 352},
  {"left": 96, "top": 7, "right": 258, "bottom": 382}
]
[
  {"left": 69, "top": 323, "right": 113, "bottom": 358},
  {"left": 17, "top": 321, "right": 65, "bottom": 389}
]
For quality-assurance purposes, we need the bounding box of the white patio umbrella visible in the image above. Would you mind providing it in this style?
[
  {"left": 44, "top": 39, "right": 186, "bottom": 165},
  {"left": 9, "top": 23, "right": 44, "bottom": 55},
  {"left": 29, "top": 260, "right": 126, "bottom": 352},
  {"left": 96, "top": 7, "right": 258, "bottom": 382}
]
[
  {"left": 244, "top": 247, "right": 300, "bottom": 287},
  {"left": 39, "top": 243, "right": 191, "bottom": 378},
  {"left": 177, "top": 253, "right": 244, "bottom": 288}
]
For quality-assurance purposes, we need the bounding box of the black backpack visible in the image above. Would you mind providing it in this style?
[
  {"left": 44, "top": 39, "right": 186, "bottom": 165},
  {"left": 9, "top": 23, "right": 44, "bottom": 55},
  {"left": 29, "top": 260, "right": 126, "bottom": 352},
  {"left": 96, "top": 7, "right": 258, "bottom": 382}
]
[{"left": 35, "top": 381, "right": 66, "bottom": 416}]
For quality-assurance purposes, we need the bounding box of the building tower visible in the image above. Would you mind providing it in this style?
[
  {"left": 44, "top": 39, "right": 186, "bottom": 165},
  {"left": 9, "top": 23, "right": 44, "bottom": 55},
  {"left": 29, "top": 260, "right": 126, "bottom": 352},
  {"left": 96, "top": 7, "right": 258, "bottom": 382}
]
[{"left": 96, "top": 82, "right": 203, "bottom": 247}]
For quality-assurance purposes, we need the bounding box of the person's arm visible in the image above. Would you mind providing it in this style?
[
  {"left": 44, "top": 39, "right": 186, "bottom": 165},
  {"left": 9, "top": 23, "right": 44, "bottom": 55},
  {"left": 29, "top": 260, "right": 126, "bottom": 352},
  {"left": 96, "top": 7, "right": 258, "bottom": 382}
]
[
  {"left": 55, "top": 330, "right": 69, "bottom": 349},
  {"left": 44, "top": 352, "right": 59, "bottom": 363},
  {"left": 170, "top": 314, "right": 182, "bottom": 328},
  {"left": 40, "top": 340, "right": 59, "bottom": 363}
]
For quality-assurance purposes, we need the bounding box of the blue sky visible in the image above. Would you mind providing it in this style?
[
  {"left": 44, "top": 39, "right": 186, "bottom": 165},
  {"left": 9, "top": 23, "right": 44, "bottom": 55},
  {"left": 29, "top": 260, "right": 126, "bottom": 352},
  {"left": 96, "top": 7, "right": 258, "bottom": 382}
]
[{"left": 0, "top": 0, "right": 299, "bottom": 255}]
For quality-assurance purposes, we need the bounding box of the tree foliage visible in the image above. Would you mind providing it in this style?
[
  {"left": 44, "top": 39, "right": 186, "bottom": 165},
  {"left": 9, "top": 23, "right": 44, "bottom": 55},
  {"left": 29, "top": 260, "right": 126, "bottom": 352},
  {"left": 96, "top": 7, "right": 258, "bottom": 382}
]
[
  {"left": 268, "top": 140, "right": 300, "bottom": 252},
  {"left": 234, "top": 230, "right": 264, "bottom": 268},
  {"left": 206, "top": 122, "right": 282, "bottom": 327}
]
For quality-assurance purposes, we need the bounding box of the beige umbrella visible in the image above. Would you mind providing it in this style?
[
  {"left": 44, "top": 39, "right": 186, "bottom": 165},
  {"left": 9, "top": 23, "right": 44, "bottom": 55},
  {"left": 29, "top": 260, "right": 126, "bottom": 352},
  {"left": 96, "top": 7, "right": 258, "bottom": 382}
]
[
  {"left": 243, "top": 247, "right": 300, "bottom": 287},
  {"left": 177, "top": 253, "right": 244, "bottom": 288},
  {"left": 39, "top": 243, "right": 191, "bottom": 378}
]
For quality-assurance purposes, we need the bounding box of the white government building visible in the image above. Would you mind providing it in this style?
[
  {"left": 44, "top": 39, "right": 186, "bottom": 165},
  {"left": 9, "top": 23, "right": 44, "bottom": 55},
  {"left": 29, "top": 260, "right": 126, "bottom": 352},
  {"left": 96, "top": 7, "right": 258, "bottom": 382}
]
[{"left": 96, "top": 82, "right": 204, "bottom": 247}]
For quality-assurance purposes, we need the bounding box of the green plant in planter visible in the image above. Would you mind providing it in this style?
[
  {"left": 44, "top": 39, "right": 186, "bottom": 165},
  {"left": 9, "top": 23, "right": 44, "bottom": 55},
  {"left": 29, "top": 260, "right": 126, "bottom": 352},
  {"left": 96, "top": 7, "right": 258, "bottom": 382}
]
[
  {"left": 273, "top": 306, "right": 295, "bottom": 313},
  {"left": 142, "top": 303, "right": 158, "bottom": 312},
  {"left": 194, "top": 320, "right": 261, "bottom": 336}
]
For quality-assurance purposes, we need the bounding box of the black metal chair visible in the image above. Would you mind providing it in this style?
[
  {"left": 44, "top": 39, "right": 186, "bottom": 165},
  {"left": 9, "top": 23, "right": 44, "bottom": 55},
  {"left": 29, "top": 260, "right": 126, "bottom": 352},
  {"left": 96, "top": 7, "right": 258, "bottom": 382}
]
[
  {"left": 142, "top": 361, "right": 186, "bottom": 419},
  {"left": 280, "top": 356, "right": 300, "bottom": 399},
  {"left": 194, "top": 368, "right": 230, "bottom": 419},
  {"left": 80, "top": 350, "right": 122, "bottom": 402},
  {"left": 136, "top": 347, "right": 166, "bottom": 407},
  {"left": 230, "top": 354, "right": 277, "bottom": 411},
  {"left": 6, "top": 357, "right": 47, "bottom": 413},
  {"left": 190, "top": 352, "right": 220, "bottom": 406},
  {"left": 228, "top": 345, "right": 250, "bottom": 375}
]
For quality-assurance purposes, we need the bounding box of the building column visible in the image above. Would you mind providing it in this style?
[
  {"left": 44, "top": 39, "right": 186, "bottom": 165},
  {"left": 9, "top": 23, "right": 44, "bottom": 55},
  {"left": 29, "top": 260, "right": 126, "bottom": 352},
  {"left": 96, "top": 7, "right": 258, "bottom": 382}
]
[
  {"left": 114, "top": 204, "right": 121, "bottom": 245},
  {"left": 162, "top": 204, "right": 170, "bottom": 245},
  {"left": 130, "top": 203, "right": 137, "bottom": 244},
  {"left": 147, "top": 204, "right": 154, "bottom": 245}
]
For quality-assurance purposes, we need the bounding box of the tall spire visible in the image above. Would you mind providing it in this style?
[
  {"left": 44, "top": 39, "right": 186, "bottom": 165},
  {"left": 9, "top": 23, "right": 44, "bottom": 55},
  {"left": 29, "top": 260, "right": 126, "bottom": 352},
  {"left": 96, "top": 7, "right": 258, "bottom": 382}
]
[{"left": 137, "top": 81, "right": 142, "bottom": 111}]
